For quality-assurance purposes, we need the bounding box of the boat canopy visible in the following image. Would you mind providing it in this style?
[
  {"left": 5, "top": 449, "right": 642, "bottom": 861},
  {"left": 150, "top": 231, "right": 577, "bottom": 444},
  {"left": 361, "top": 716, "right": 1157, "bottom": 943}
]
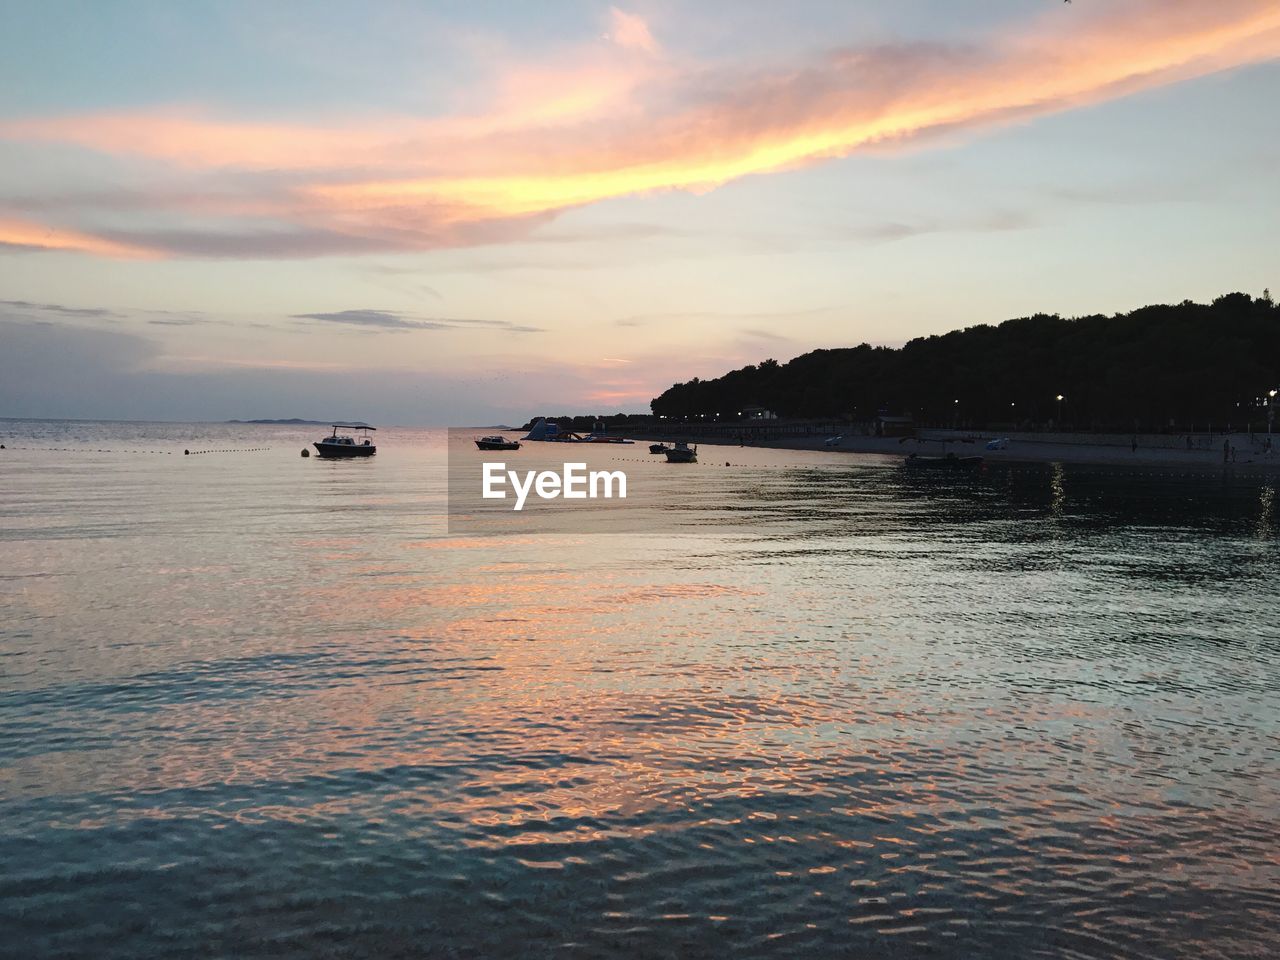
[{"left": 331, "top": 424, "right": 375, "bottom": 430}]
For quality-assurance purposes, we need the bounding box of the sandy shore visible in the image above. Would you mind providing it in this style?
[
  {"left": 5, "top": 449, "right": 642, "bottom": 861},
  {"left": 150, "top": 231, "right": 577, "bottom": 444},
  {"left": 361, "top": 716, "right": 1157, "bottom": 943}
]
[{"left": 644, "top": 431, "right": 1280, "bottom": 471}]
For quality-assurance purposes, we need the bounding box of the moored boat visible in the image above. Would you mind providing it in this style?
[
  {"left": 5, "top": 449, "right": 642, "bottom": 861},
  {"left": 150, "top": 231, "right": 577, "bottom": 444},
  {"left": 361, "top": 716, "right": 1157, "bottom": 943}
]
[
  {"left": 475, "top": 435, "right": 521, "bottom": 450},
  {"left": 665, "top": 441, "right": 697, "bottom": 463},
  {"left": 314, "top": 424, "right": 376, "bottom": 458},
  {"left": 649, "top": 443, "right": 669, "bottom": 454},
  {"left": 522, "top": 417, "right": 634, "bottom": 443}
]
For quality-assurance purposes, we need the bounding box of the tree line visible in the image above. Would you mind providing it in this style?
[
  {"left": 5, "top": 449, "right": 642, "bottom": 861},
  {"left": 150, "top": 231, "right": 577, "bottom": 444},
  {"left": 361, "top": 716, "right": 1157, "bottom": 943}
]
[{"left": 649, "top": 292, "right": 1280, "bottom": 432}]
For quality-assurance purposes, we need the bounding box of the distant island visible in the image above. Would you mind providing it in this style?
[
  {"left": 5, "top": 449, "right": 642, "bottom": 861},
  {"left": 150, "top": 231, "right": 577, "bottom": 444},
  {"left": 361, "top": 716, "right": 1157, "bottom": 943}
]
[
  {"left": 226, "top": 418, "right": 369, "bottom": 426},
  {"left": 650, "top": 292, "right": 1280, "bottom": 433}
]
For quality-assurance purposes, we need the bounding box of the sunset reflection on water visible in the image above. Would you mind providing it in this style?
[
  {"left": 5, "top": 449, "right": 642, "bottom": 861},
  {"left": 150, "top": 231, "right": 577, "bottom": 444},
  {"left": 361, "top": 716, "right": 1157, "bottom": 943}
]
[{"left": 1, "top": 422, "right": 1277, "bottom": 958}]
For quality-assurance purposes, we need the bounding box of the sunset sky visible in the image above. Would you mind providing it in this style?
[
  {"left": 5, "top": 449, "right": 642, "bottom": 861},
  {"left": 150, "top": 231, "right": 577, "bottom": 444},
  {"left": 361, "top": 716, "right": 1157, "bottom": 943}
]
[{"left": 2, "top": 0, "right": 1279, "bottom": 424}]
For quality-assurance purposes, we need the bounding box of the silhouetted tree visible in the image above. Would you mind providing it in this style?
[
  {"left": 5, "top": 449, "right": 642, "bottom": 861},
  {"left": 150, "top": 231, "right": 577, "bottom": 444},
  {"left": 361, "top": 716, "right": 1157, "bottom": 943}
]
[{"left": 650, "top": 293, "right": 1280, "bottom": 431}]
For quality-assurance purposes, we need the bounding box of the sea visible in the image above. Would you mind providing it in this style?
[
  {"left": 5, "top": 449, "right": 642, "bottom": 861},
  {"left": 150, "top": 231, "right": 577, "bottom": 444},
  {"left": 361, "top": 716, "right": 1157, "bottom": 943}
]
[{"left": 1, "top": 419, "right": 1277, "bottom": 959}]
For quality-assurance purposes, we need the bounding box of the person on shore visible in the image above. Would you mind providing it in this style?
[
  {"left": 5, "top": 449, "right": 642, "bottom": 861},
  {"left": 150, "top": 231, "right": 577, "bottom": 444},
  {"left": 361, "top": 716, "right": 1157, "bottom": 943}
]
[
  {"left": 1131, "top": 436, "right": 1137, "bottom": 453},
  {"left": 1223, "top": 439, "right": 1230, "bottom": 463}
]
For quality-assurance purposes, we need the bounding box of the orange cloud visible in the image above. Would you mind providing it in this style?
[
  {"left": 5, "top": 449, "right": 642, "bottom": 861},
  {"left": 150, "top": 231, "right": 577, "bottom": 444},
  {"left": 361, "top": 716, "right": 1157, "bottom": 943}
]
[
  {"left": 2, "top": 0, "right": 1277, "bottom": 258},
  {"left": 0, "top": 217, "right": 157, "bottom": 258},
  {"left": 0, "top": 112, "right": 381, "bottom": 170},
  {"left": 310, "top": 1, "right": 1280, "bottom": 225}
]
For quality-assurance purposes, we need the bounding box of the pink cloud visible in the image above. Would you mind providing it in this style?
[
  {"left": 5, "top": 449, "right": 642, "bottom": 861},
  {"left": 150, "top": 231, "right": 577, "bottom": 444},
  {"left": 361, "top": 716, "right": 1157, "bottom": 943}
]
[
  {"left": 2, "top": 0, "right": 1277, "bottom": 259},
  {"left": 609, "top": 8, "right": 659, "bottom": 55},
  {"left": 0, "top": 217, "right": 158, "bottom": 258}
]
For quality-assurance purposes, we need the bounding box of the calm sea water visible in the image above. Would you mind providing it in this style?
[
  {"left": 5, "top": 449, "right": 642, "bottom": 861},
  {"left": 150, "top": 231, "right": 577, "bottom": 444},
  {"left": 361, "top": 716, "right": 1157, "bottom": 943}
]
[{"left": 2, "top": 420, "right": 1278, "bottom": 959}]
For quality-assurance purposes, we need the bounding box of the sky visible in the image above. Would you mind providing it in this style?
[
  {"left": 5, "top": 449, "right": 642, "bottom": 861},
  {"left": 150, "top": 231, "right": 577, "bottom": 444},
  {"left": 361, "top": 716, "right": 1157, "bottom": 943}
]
[{"left": 1, "top": 0, "right": 1278, "bottom": 425}]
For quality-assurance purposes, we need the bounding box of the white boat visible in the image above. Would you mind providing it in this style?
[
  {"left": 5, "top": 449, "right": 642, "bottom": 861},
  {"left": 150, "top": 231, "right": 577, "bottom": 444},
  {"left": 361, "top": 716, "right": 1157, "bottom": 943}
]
[{"left": 314, "top": 424, "right": 376, "bottom": 458}]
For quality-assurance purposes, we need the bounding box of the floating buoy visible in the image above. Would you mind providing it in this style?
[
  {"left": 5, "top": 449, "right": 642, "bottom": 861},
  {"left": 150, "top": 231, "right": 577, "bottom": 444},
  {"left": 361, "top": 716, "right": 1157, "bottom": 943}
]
[
  {"left": 184, "top": 449, "right": 190, "bottom": 455},
  {"left": 301, "top": 448, "right": 310, "bottom": 457}
]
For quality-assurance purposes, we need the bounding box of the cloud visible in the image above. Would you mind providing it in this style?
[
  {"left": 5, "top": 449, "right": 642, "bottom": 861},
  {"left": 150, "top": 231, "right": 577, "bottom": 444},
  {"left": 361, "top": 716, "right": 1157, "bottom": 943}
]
[
  {"left": 292, "top": 309, "right": 453, "bottom": 330},
  {"left": 609, "top": 8, "right": 658, "bottom": 55},
  {"left": 739, "top": 327, "right": 795, "bottom": 344},
  {"left": 2, "top": 0, "right": 1278, "bottom": 259},
  {"left": 0, "top": 318, "right": 536, "bottom": 422},
  {"left": 95, "top": 226, "right": 403, "bottom": 259},
  {"left": 0, "top": 217, "right": 157, "bottom": 258},
  {"left": 615, "top": 305, "right": 838, "bottom": 327},
  {"left": 0, "top": 299, "right": 235, "bottom": 330},
  {"left": 0, "top": 303, "right": 698, "bottom": 420},
  {"left": 2, "top": 298, "right": 536, "bottom": 338},
  {"left": 0, "top": 299, "right": 120, "bottom": 319},
  {"left": 839, "top": 210, "right": 1037, "bottom": 243},
  {"left": 291, "top": 309, "right": 541, "bottom": 333}
]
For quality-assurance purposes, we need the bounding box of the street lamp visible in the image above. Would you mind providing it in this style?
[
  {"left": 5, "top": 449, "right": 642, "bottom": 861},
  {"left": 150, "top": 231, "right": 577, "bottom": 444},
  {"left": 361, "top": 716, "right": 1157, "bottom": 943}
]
[
  {"left": 1269, "top": 388, "right": 1277, "bottom": 435},
  {"left": 1055, "top": 394, "right": 1065, "bottom": 430}
]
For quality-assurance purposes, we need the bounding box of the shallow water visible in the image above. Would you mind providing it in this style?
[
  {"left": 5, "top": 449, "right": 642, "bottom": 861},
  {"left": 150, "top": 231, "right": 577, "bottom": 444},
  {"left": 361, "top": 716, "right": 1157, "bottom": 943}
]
[{"left": 2, "top": 420, "right": 1278, "bottom": 959}]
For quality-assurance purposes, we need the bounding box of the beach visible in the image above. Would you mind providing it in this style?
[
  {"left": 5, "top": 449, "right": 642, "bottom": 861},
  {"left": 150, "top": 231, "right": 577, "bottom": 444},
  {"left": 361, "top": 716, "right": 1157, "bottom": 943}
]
[{"left": 644, "top": 428, "right": 1280, "bottom": 470}]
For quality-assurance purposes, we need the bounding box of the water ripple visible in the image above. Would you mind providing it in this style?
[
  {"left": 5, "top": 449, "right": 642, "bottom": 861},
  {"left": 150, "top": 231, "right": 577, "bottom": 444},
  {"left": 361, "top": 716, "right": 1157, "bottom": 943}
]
[{"left": 0, "top": 424, "right": 1276, "bottom": 957}]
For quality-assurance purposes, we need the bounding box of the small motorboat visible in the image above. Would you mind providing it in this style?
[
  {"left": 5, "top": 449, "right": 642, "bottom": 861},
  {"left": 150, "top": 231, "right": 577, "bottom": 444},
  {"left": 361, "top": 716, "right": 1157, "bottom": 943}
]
[
  {"left": 904, "top": 453, "right": 983, "bottom": 470},
  {"left": 314, "top": 424, "right": 376, "bottom": 458},
  {"left": 665, "top": 441, "right": 697, "bottom": 463},
  {"left": 649, "top": 443, "right": 669, "bottom": 454},
  {"left": 475, "top": 435, "right": 521, "bottom": 450}
]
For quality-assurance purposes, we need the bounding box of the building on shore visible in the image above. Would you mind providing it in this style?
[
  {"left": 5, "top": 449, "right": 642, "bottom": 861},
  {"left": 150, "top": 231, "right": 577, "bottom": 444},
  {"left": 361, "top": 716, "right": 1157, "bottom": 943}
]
[{"left": 876, "top": 414, "right": 915, "bottom": 438}]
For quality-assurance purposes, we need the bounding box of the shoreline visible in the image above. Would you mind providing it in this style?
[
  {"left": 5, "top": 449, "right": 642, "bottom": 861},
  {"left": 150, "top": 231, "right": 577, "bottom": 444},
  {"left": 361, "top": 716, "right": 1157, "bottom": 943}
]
[{"left": 641, "top": 430, "right": 1280, "bottom": 471}]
